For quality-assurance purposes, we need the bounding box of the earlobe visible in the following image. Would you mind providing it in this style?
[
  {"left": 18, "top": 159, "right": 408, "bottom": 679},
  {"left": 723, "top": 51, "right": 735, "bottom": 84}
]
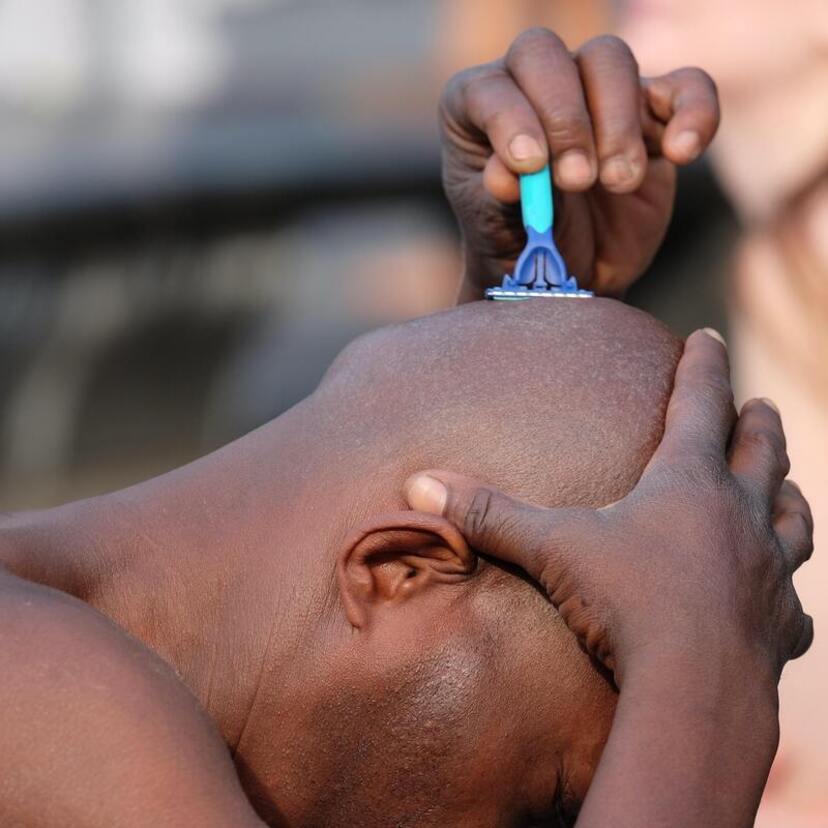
[{"left": 336, "top": 512, "right": 476, "bottom": 629}]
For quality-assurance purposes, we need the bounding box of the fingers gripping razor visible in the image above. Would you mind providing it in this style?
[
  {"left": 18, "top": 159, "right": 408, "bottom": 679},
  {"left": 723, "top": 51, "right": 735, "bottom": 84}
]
[{"left": 485, "top": 165, "right": 593, "bottom": 300}]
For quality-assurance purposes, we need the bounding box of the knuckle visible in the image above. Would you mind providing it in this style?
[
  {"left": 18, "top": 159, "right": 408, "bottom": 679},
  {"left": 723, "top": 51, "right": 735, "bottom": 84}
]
[
  {"left": 480, "top": 106, "right": 524, "bottom": 139},
  {"left": 544, "top": 111, "right": 593, "bottom": 144},
  {"left": 442, "top": 67, "right": 476, "bottom": 109},
  {"left": 790, "top": 513, "right": 815, "bottom": 562},
  {"left": 509, "top": 27, "right": 565, "bottom": 59},
  {"left": 531, "top": 551, "right": 557, "bottom": 595},
  {"left": 691, "top": 454, "right": 731, "bottom": 489},
  {"left": 739, "top": 423, "right": 780, "bottom": 454},
  {"left": 579, "top": 34, "right": 637, "bottom": 62},
  {"left": 687, "top": 66, "right": 718, "bottom": 96},
  {"left": 789, "top": 484, "right": 813, "bottom": 518},
  {"left": 459, "top": 68, "right": 504, "bottom": 110},
  {"left": 442, "top": 64, "right": 503, "bottom": 115},
  {"left": 779, "top": 479, "right": 802, "bottom": 505},
  {"left": 677, "top": 376, "right": 733, "bottom": 420},
  {"left": 739, "top": 427, "right": 788, "bottom": 471},
  {"left": 671, "top": 67, "right": 721, "bottom": 125},
  {"left": 701, "top": 371, "right": 735, "bottom": 406},
  {"left": 479, "top": 104, "right": 507, "bottom": 136},
  {"left": 789, "top": 509, "right": 813, "bottom": 540},
  {"left": 791, "top": 612, "right": 814, "bottom": 660},
  {"left": 671, "top": 65, "right": 719, "bottom": 97},
  {"left": 462, "top": 487, "right": 497, "bottom": 541}
]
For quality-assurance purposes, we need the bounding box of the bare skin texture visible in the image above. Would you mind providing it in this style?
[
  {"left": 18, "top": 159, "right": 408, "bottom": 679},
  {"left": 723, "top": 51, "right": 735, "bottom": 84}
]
[{"left": 0, "top": 299, "right": 812, "bottom": 826}]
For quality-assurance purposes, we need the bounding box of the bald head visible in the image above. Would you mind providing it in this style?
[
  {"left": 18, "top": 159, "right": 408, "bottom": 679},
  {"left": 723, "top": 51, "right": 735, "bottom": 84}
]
[
  {"left": 315, "top": 297, "right": 681, "bottom": 513},
  {"left": 242, "top": 299, "right": 683, "bottom": 826}
]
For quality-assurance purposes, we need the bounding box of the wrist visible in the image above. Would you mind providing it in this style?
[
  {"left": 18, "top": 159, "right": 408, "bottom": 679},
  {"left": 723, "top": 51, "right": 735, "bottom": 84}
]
[
  {"left": 621, "top": 642, "right": 780, "bottom": 749},
  {"left": 582, "top": 654, "right": 779, "bottom": 828},
  {"left": 618, "top": 621, "right": 781, "bottom": 691}
]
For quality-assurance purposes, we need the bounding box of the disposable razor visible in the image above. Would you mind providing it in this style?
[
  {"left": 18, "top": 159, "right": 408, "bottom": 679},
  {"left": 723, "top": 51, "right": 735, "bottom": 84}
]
[{"left": 486, "top": 165, "right": 593, "bottom": 301}]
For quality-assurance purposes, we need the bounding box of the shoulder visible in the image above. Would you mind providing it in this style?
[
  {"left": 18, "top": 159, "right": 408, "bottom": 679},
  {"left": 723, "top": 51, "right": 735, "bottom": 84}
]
[{"left": 0, "top": 570, "right": 263, "bottom": 827}]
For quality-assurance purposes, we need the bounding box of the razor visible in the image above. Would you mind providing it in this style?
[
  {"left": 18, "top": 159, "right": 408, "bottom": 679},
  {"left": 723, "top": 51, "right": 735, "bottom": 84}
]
[{"left": 485, "top": 165, "right": 593, "bottom": 301}]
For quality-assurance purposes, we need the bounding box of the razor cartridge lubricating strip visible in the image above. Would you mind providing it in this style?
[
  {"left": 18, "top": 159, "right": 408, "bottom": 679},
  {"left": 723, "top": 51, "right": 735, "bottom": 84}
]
[{"left": 485, "top": 165, "right": 593, "bottom": 301}]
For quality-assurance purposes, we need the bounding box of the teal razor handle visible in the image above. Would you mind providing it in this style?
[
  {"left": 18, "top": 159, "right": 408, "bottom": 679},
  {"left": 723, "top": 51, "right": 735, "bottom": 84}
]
[
  {"left": 485, "top": 164, "right": 592, "bottom": 299},
  {"left": 521, "top": 165, "right": 554, "bottom": 235}
]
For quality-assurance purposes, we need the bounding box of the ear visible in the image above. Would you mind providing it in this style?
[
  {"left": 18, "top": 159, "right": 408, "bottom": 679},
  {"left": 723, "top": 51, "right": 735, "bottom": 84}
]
[{"left": 336, "top": 511, "right": 477, "bottom": 629}]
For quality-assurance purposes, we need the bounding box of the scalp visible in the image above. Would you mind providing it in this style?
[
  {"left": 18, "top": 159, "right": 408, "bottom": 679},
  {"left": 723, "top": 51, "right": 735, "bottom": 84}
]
[{"left": 318, "top": 298, "right": 682, "bottom": 510}]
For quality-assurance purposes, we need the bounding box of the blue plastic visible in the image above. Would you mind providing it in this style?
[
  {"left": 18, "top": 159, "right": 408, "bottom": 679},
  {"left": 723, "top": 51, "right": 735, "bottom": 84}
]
[
  {"left": 521, "top": 167, "right": 554, "bottom": 233},
  {"left": 486, "top": 164, "right": 592, "bottom": 300}
]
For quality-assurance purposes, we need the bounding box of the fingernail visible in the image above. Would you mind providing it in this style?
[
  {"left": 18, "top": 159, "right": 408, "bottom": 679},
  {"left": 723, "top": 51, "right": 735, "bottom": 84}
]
[
  {"left": 702, "top": 327, "right": 727, "bottom": 347},
  {"left": 672, "top": 130, "right": 701, "bottom": 160},
  {"left": 556, "top": 150, "right": 593, "bottom": 188},
  {"left": 405, "top": 474, "right": 447, "bottom": 515},
  {"left": 760, "top": 397, "right": 780, "bottom": 414},
  {"left": 601, "top": 156, "right": 637, "bottom": 188},
  {"left": 508, "top": 134, "right": 544, "bottom": 163}
]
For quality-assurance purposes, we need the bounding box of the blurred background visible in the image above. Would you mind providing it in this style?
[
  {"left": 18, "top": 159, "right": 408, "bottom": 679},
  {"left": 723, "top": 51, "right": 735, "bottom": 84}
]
[{"left": 0, "top": 1, "right": 825, "bottom": 824}]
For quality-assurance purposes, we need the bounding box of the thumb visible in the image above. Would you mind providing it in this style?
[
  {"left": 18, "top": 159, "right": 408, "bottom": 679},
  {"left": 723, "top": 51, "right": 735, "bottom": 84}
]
[{"left": 403, "top": 471, "right": 569, "bottom": 585}]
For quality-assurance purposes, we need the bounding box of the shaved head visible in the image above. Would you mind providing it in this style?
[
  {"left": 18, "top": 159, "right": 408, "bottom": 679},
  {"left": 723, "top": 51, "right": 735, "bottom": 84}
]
[
  {"left": 315, "top": 297, "right": 681, "bottom": 512},
  {"left": 239, "top": 298, "right": 683, "bottom": 826}
]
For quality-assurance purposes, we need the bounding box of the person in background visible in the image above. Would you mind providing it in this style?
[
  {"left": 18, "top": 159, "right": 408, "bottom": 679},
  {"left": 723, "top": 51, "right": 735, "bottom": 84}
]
[{"left": 619, "top": 1, "right": 828, "bottom": 823}]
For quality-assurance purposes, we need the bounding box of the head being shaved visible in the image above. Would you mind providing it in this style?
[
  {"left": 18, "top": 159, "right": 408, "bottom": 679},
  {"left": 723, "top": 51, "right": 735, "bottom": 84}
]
[
  {"left": 315, "top": 298, "right": 681, "bottom": 513},
  {"left": 231, "top": 298, "right": 682, "bottom": 826}
]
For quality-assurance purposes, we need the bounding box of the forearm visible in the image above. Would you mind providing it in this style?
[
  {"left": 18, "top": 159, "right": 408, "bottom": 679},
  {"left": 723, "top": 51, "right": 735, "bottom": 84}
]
[{"left": 576, "top": 650, "right": 779, "bottom": 828}]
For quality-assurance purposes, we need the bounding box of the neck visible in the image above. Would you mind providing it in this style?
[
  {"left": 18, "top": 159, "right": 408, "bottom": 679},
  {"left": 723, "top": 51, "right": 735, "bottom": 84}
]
[
  {"left": 712, "top": 61, "right": 828, "bottom": 224},
  {"left": 0, "top": 399, "right": 333, "bottom": 751}
]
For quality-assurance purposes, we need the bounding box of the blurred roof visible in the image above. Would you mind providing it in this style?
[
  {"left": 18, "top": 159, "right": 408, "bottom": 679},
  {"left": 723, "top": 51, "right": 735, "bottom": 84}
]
[{"left": 0, "top": 0, "right": 440, "bottom": 227}]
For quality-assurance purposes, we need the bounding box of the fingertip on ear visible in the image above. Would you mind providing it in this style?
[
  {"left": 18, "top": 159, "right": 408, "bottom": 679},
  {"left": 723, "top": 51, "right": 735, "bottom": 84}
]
[{"left": 404, "top": 474, "right": 447, "bottom": 515}]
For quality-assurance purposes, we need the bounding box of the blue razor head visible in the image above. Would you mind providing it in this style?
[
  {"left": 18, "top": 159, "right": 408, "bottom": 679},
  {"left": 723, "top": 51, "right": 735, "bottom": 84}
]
[
  {"left": 486, "top": 166, "right": 593, "bottom": 301},
  {"left": 511, "top": 228, "right": 570, "bottom": 289},
  {"left": 485, "top": 228, "right": 593, "bottom": 301}
]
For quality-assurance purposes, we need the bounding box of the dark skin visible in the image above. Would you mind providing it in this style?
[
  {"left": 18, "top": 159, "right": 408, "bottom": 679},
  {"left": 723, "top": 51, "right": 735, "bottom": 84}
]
[
  {"left": 0, "top": 571, "right": 263, "bottom": 827},
  {"left": 0, "top": 300, "right": 813, "bottom": 826},
  {"left": 440, "top": 28, "right": 721, "bottom": 299}
]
